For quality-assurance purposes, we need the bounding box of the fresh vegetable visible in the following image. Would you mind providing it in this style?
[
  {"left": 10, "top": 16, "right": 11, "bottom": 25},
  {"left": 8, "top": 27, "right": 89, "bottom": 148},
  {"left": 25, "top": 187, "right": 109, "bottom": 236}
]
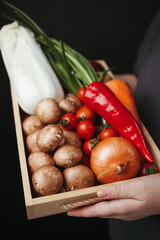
[
  {"left": 28, "top": 150, "right": 54, "bottom": 174},
  {"left": 99, "top": 128, "right": 118, "bottom": 140},
  {"left": 106, "top": 79, "right": 140, "bottom": 124},
  {"left": 32, "top": 165, "right": 63, "bottom": 196},
  {"left": 37, "top": 124, "right": 63, "bottom": 152},
  {"left": 76, "top": 120, "right": 95, "bottom": 140},
  {"left": 2, "top": 2, "right": 156, "bottom": 197},
  {"left": 139, "top": 161, "right": 159, "bottom": 176},
  {"left": 59, "top": 93, "right": 82, "bottom": 114},
  {"left": 62, "top": 130, "right": 83, "bottom": 148},
  {"left": 59, "top": 98, "right": 77, "bottom": 114},
  {"left": 90, "top": 137, "right": 141, "bottom": 184},
  {"left": 35, "top": 98, "right": 61, "bottom": 124},
  {"left": 83, "top": 140, "right": 93, "bottom": 156},
  {"left": 22, "top": 115, "right": 44, "bottom": 136},
  {"left": 53, "top": 144, "right": 83, "bottom": 168},
  {"left": 60, "top": 113, "right": 78, "bottom": 130},
  {"left": 82, "top": 81, "right": 154, "bottom": 163},
  {"left": 76, "top": 105, "right": 96, "bottom": 122},
  {"left": 26, "top": 130, "right": 40, "bottom": 153},
  {"left": 1, "top": 1, "right": 99, "bottom": 96},
  {"left": 65, "top": 93, "right": 82, "bottom": 109},
  {"left": 63, "top": 164, "right": 95, "bottom": 191},
  {"left": 0, "top": 21, "right": 64, "bottom": 115},
  {"left": 78, "top": 86, "right": 85, "bottom": 101},
  {"left": 57, "top": 137, "right": 65, "bottom": 147},
  {"left": 83, "top": 138, "right": 99, "bottom": 156}
]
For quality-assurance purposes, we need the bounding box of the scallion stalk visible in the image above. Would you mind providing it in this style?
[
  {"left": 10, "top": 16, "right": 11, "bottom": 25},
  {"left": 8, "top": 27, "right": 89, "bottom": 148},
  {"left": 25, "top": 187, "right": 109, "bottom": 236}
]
[{"left": 2, "top": 1, "right": 99, "bottom": 95}]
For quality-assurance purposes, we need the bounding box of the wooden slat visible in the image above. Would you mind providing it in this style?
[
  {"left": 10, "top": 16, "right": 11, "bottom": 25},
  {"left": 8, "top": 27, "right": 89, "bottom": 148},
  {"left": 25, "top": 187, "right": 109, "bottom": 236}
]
[{"left": 10, "top": 86, "right": 33, "bottom": 209}]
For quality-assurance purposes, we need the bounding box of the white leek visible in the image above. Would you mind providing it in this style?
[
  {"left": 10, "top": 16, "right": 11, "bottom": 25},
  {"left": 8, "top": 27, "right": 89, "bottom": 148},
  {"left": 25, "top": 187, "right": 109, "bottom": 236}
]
[{"left": 0, "top": 21, "right": 64, "bottom": 115}]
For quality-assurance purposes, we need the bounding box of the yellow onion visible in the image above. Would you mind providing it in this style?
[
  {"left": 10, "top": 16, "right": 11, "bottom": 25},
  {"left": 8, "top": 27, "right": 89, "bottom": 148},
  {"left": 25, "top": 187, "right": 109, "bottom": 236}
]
[{"left": 90, "top": 137, "right": 140, "bottom": 184}]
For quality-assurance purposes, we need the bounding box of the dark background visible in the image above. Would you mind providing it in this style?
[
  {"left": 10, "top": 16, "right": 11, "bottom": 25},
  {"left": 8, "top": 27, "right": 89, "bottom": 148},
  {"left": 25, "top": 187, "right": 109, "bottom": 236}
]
[{"left": 0, "top": 0, "right": 160, "bottom": 237}]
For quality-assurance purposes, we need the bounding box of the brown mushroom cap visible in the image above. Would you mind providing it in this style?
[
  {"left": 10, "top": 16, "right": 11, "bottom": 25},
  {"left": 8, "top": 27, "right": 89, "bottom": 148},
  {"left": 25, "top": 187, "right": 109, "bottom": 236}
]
[
  {"left": 32, "top": 165, "right": 63, "bottom": 196},
  {"left": 59, "top": 99, "right": 77, "bottom": 114},
  {"left": 22, "top": 115, "right": 44, "bottom": 136},
  {"left": 54, "top": 144, "right": 83, "bottom": 168},
  {"left": 63, "top": 164, "right": 95, "bottom": 191},
  {"left": 37, "top": 124, "right": 63, "bottom": 152},
  {"left": 35, "top": 98, "right": 61, "bottom": 124},
  {"left": 28, "top": 151, "right": 54, "bottom": 174},
  {"left": 65, "top": 93, "right": 82, "bottom": 109},
  {"left": 26, "top": 130, "right": 40, "bottom": 153},
  {"left": 59, "top": 93, "right": 82, "bottom": 113},
  {"left": 63, "top": 130, "right": 83, "bottom": 148}
]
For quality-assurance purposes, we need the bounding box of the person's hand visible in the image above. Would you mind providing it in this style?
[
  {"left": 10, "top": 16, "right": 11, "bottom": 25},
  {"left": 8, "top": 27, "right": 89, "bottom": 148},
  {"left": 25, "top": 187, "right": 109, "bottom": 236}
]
[{"left": 67, "top": 175, "right": 160, "bottom": 221}]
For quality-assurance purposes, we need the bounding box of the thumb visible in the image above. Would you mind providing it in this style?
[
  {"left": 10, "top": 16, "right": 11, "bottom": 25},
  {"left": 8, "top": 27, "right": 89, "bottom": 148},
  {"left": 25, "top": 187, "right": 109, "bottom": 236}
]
[{"left": 97, "top": 181, "right": 137, "bottom": 200}]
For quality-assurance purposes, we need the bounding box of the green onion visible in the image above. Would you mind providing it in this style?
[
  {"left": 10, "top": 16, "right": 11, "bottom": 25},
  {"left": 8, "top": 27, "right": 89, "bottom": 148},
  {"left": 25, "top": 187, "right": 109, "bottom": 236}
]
[{"left": 2, "top": 1, "right": 99, "bottom": 95}]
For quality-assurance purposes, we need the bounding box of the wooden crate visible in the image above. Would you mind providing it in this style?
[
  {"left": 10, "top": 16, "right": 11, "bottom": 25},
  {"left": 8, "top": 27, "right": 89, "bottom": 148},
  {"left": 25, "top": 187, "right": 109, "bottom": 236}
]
[{"left": 10, "top": 60, "right": 160, "bottom": 220}]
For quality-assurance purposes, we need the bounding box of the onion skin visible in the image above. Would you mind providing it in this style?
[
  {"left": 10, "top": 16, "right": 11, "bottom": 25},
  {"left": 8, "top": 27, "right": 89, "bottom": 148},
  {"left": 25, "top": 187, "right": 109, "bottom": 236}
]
[{"left": 90, "top": 137, "right": 140, "bottom": 184}]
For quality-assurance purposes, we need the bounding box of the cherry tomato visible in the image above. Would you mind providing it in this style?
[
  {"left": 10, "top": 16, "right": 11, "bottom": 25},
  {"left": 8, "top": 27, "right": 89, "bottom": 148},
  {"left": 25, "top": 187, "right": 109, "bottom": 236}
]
[
  {"left": 83, "top": 140, "right": 93, "bottom": 156},
  {"left": 83, "top": 138, "right": 99, "bottom": 156},
  {"left": 138, "top": 161, "right": 159, "bottom": 176},
  {"left": 100, "top": 128, "right": 118, "bottom": 140},
  {"left": 76, "top": 105, "right": 96, "bottom": 122},
  {"left": 80, "top": 155, "right": 90, "bottom": 168},
  {"left": 76, "top": 120, "right": 95, "bottom": 140},
  {"left": 78, "top": 87, "right": 85, "bottom": 101},
  {"left": 60, "top": 113, "right": 78, "bottom": 130}
]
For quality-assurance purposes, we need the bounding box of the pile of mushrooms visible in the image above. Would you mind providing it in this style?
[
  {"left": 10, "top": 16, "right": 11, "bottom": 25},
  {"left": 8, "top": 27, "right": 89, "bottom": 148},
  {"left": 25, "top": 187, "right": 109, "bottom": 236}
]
[{"left": 22, "top": 94, "right": 95, "bottom": 196}]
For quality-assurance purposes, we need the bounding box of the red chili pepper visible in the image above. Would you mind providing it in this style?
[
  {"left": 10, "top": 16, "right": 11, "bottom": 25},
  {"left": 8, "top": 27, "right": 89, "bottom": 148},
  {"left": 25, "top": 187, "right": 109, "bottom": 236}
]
[{"left": 82, "top": 81, "right": 154, "bottom": 163}]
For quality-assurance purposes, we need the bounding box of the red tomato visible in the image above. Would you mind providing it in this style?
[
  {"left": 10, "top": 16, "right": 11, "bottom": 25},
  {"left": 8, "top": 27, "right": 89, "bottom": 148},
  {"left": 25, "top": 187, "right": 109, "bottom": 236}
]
[
  {"left": 139, "top": 161, "right": 159, "bottom": 176},
  {"left": 76, "top": 105, "right": 96, "bottom": 122},
  {"left": 80, "top": 155, "right": 90, "bottom": 168},
  {"left": 78, "top": 87, "right": 85, "bottom": 101},
  {"left": 83, "top": 138, "right": 99, "bottom": 156},
  {"left": 60, "top": 113, "right": 78, "bottom": 130},
  {"left": 100, "top": 128, "right": 118, "bottom": 140},
  {"left": 76, "top": 120, "right": 95, "bottom": 140},
  {"left": 83, "top": 140, "right": 93, "bottom": 156}
]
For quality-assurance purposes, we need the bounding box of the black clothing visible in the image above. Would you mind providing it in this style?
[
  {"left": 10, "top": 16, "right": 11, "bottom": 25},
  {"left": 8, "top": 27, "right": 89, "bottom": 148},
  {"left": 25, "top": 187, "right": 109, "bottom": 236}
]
[
  {"left": 134, "top": 9, "right": 160, "bottom": 149},
  {"left": 109, "top": 9, "right": 160, "bottom": 240}
]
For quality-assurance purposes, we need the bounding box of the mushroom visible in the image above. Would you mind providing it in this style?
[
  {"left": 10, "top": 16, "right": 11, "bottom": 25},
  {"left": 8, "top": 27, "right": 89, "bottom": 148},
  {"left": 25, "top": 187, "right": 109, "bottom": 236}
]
[
  {"left": 35, "top": 98, "right": 61, "bottom": 124},
  {"left": 54, "top": 144, "right": 83, "bottom": 168},
  {"left": 63, "top": 164, "right": 95, "bottom": 191},
  {"left": 22, "top": 115, "right": 44, "bottom": 136},
  {"left": 63, "top": 130, "right": 83, "bottom": 148},
  {"left": 65, "top": 93, "right": 82, "bottom": 109},
  {"left": 32, "top": 165, "right": 63, "bottom": 196},
  {"left": 37, "top": 124, "right": 63, "bottom": 152},
  {"left": 59, "top": 93, "right": 82, "bottom": 113},
  {"left": 28, "top": 151, "right": 54, "bottom": 174},
  {"left": 26, "top": 130, "right": 40, "bottom": 153}
]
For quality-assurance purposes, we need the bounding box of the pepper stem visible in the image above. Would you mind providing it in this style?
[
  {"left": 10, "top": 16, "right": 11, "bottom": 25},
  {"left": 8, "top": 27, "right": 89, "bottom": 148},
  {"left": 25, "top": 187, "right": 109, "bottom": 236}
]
[{"left": 114, "top": 161, "right": 130, "bottom": 175}]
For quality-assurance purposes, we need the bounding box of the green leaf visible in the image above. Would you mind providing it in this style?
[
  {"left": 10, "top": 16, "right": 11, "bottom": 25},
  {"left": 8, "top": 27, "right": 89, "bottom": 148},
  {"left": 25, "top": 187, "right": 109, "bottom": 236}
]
[{"left": 145, "top": 165, "right": 157, "bottom": 175}]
